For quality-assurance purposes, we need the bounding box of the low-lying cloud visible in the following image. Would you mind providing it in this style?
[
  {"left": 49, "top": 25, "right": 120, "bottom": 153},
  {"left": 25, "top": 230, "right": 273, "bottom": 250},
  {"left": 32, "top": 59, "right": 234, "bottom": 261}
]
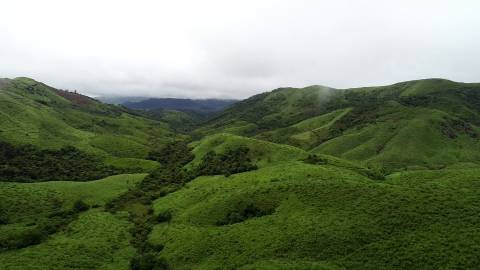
[{"left": 1, "top": 0, "right": 479, "bottom": 99}]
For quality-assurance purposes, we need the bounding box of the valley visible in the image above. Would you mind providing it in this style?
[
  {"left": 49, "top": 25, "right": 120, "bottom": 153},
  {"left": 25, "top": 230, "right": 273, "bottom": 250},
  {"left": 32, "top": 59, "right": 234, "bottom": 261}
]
[{"left": 2, "top": 77, "right": 480, "bottom": 269}]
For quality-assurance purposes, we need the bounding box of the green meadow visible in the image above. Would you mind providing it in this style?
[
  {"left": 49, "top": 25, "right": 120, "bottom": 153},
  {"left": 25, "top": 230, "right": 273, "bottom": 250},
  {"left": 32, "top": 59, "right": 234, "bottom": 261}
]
[{"left": 2, "top": 77, "right": 480, "bottom": 269}]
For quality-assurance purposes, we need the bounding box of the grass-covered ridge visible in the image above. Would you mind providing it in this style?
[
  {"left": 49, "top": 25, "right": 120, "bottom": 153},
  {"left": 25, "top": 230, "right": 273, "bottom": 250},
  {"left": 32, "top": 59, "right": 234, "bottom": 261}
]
[
  {"left": 3, "top": 77, "right": 480, "bottom": 269},
  {"left": 148, "top": 163, "right": 480, "bottom": 269},
  {"left": 0, "top": 77, "right": 172, "bottom": 163},
  {"left": 196, "top": 79, "right": 480, "bottom": 170}
]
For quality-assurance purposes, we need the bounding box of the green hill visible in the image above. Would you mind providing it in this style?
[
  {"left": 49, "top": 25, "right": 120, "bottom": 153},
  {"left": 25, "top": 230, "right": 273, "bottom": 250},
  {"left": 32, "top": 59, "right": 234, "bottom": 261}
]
[
  {"left": 197, "top": 79, "right": 480, "bottom": 170},
  {"left": 148, "top": 163, "right": 480, "bottom": 269},
  {"left": 188, "top": 133, "right": 308, "bottom": 168},
  {"left": 0, "top": 77, "right": 175, "bottom": 172},
  {"left": 3, "top": 77, "right": 480, "bottom": 270}
]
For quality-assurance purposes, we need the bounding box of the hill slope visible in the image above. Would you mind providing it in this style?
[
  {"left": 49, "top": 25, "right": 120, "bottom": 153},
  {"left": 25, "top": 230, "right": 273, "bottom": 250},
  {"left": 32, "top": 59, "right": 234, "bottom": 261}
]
[
  {"left": 197, "top": 79, "right": 480, "bottom": 170},
  {"left": 4, "top": 77, "right": 480, "bottom": 270},
  {"left": 123, "top": 98, "right": 237, "bottom": 112},
  {"left": 0, "top": 77, "right": 176, "bottom": 172}
]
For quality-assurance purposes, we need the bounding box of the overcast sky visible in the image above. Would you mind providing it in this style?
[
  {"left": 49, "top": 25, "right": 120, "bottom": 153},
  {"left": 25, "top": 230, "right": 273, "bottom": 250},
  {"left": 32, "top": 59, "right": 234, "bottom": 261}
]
[{"left": 1, "top": 0, "right": 479, "bottom": 99}]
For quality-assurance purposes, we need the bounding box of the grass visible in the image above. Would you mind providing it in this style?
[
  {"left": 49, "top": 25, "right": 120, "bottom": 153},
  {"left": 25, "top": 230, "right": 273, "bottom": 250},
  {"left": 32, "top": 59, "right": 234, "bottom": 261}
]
[
  {"left": 104, "top": 157, "right": 160, "bottom": 172},
  {"left": 0, "top": 174, "right": 146, "bottom": 269},
  {"left": 0, "top": 174, "right": 146, "bottom": 224},
  {"left": 148, "top": 162, "right": 480, "bottom": 269},
  {"left": 0, "top": 210, "right": 135, "bottom": 270},
  {"left": 3, "top": 77, "right": 480, "bottom": 269},
  {"left": 188, "top": 133, "right": 308, "bottom": 168},
  {"left": 0, "top": 77, "right": 172, "bottom": 164},
  {"left": 312, "top": 105, "right": 480, "bottom": 170}
]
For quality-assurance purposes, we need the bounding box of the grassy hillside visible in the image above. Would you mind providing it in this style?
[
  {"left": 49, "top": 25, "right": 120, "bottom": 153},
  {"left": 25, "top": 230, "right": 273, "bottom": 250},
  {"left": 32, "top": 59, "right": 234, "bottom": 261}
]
[
  {"left": 0, "top": 210, "right": 135, "bottom": 270},
  {"left": 0, "top": 174, "right": 145, "bottom": 269},
  {"left": 3, "top": 77, "right": 480, "bottom": 270},
  {"left": 0, "top": 77, "right": 172, "bottom": 161},
  {"left": 196, "top": 79, "right": 480, "bottom": 170},
  {"left": 148, "top": 163, "right": 480, "bottom": 269},
  {"left": 188, "top": 133, "right": 308, "bottom": 168}
]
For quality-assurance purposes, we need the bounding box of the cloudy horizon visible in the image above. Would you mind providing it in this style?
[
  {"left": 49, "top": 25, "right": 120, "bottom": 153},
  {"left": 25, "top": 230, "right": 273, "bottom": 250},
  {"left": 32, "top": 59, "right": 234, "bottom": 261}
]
[{"left": 1, "top": 0, "right": 479, "bottom": 99}]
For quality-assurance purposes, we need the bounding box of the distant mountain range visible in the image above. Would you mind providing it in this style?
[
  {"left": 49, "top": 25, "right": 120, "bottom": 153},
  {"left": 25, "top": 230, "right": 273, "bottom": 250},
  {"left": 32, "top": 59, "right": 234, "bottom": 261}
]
[{"left": 122, "top": 98, "right": 238, "bottom": 112}]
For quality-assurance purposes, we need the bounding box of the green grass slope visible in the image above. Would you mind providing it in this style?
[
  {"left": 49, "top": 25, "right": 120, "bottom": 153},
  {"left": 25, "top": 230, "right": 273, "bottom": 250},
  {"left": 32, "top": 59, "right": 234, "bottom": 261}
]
[
  {"left": 0, "top": 210, "right": 135, "bottom": 270},
  {"left": 188, "top": 133, "right": 308, "bottom": 168},
  {"left": 195, "top": 85, "right": 339, "bottom": 137},
  {"left": 0, "top": 174, "right": 145, "bottom": 224},
  {"left": 0, "top": 174, "right": 146, "bottom": 269},
  {"left": 196, "top": 79, "right": 480, "bottom": 170},
  {"left": 0, "top": 77, "right": 172, "bottom": 161},
  {"left": 148, "top": 163, "right": 480, "bottom": 269}
]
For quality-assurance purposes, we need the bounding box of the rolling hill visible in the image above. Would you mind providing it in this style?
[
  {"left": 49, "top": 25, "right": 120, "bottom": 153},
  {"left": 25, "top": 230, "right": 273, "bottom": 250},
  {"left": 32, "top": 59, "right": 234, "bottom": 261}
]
[
  {"left": 198, "top": 79, "right": 480, "bottom": 170},
  {"left": 0, "top": 77, "right": 175, "bottom": 173},
  {"left": 2, "top": 77, "right": 480, "bottom": 270},
  {"left": 123, "top": 98, "right": 237, "bottom": 112}
]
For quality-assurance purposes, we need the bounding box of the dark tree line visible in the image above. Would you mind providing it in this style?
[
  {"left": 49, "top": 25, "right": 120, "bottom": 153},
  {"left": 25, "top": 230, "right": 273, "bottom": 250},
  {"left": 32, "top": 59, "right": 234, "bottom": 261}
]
[
  {"left": 0, "top": 142, "right": 122, "bottom": 182},
  {"left": 106, "top": 141, "right": 258, "bottom": 270},
  {"left": 194, "top": 146, "right": 257, "bottom": 177}
]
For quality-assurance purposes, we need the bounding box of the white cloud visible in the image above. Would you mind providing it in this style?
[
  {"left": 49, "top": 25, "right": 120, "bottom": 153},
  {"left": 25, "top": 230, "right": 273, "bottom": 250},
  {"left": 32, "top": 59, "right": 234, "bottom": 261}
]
[{"left": 1, "top": 0, "right": 479, "bottom": 98}]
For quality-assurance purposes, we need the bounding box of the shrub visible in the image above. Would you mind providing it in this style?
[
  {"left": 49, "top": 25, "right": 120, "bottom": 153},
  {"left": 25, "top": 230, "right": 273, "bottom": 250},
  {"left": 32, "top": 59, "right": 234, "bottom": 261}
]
[
  {"left": 130, "top": 253, "right": 169, "bottom": 270},
  {"left": 217, "top": 203, "right": 275, "bottom": 226},
  {"left": 195, "top": 146, "right": 257, "bottom": 177},
  {"left": 73, "top": 200, "right": 90, "bottom": 212},
  {"left": 0, "top": 141, "right": 124, "bottom": 182},
  {"left": 303, "top": 154, "right": 328, "bottom": 165},
  {"left": 156, "top": 211, "right": 172, "bottom": 223}
]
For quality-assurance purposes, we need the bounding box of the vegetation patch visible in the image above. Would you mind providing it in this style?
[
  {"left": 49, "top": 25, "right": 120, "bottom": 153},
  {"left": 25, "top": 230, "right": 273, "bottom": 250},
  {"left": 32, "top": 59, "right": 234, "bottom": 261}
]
[
  {"left": 217, "top": 201, "right": 276, "bottom": 226},
  {"left": 195, "top": 146, "right": 258, "bottom": 177},
  {"left": 440, "top": 118, "right": 478, "bottom": 139},
  {"left": 0, "top": 142, "right": 123, "bottom": 182}
]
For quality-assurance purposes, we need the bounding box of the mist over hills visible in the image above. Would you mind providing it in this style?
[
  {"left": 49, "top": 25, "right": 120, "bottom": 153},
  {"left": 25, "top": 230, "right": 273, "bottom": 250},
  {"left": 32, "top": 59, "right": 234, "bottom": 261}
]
[
  {"left": 122, "top": 98, "right": 238, "bottom": 112},
  {"left": 2, "top": 77, "right": 480, "bottom": 269}
]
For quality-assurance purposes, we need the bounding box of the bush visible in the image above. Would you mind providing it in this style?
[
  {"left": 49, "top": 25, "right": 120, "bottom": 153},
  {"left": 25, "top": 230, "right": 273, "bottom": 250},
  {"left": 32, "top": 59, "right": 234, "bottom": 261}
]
[
  {"left": 130, "top": 253, "right": 169, "bottom": 270},
  {"left": 156, "top": 211, "right": 172, "bottom": 223},
  {"left": 0, "top": 141, "right": 123, "bottom": 182},
  {"left": 217, "top": 203, "right": 275, "bottom": 226},
  {"left": 195, "top": 146, "right": 257, "bottom": 177},
  {"left": 365, "top": 165, "right": 389, "bottom": 180},
  {"left": 303, "top": 154, "right": 328, "bottom": 165},
  {"left": 73, "top": 200, "right": 90, "bottom": 212},
  {"left": 147, "top": 141, "right": 194, "bottom": 167}
]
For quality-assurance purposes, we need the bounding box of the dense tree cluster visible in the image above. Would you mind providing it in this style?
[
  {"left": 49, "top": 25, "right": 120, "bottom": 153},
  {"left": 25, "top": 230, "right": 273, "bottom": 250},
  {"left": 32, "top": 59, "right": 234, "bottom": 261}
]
[
  {"left": 0, "top": 142, "right": 121, "bottom": 182},
  {"left": 217, "top": 203, "right": 275, "bottom": 226},
  {"left": 0, "top": 199, "right": 90, "bottom": 251},
  {"left": 147, "top": 141, "right": 194, "bottom": 167},
  {"left": 106, "top": 141, "right": 258, "bottom": 270},
  {"left": 195, "top": 146, "right": 257, "bottom": 177}
]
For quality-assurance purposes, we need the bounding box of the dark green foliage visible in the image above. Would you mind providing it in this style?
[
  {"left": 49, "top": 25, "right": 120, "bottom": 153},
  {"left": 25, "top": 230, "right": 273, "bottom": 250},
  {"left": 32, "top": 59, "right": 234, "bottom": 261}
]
[
  {"left": 0, "top": 202, "right": 84, "bottom": 251},
  {"left": 0, "top": 142, "right": 122, "bottom": 182},
  {"left": 2, "top": 228, "right": 47, "bottom": 250},
  {"left": 365, "top": 165, "right": 389, "bottom": 180},
  {"left": 147, "top": 141, "right": 194, "bottom": 167},
  {"left": 217, "top": 202, "right": 275, "bottom": 226},
  {"left": 156, "top": 211, "right": 172, "bottom": 223},
  {"left": 327, "top": 106, "right": 379, "bottom": 138},
  {"left": 440, "top": 117, "right": 478, "bottom": 139},
  {"left": 0, "top": 208, "right": 8, "bottom": 224},
  {"left": 195, "top": 146, "right": 257, "bottom": 176},
  {"left": 73, "top": 200, "right": 90, "bottom": 212},
  {"left": 107, "top": 140, "right": 196, "bottom": 270},
  {"left": 130, "top": 253, "right": 169, "bottom": 270},
  {"left": 303, "top": 154, "right": 328, "bottom": 165}
]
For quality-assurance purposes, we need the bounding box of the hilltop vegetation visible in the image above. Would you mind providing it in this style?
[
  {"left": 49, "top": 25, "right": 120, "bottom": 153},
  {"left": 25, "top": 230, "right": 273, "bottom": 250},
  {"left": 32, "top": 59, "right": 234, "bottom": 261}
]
[
  {"left": 123, "top": 98, "right": 237, "bottom": 112},
  {"left": 3, "top": 77, "right": 480, "bottom": 269},
  {"left": 0, "top": 77, "right": 172, "bottom": 164},
  {"left": 199, "top": 79, "right": 480, "bottom": 170},
  {"left": 0, "top": 141, "right": 123, "bottom": 182}
]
